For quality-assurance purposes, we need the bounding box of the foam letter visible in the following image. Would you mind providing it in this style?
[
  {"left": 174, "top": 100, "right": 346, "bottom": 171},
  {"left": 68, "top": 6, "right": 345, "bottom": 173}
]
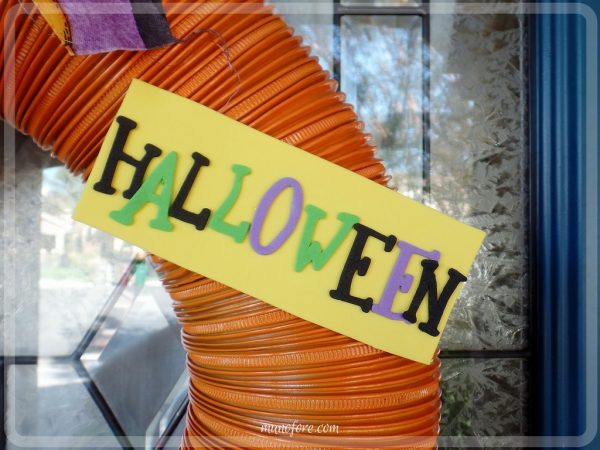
[
  {"left": 329, "top": 223, "right": 397, "bottom": 313},
  {"left": 109, "top": 151, "right": 177, "bottom": 231},
  {"left": 209, "top": 164, "right": 252, "bottom": 242},
  {"left": 169, "top": 152, "right": 212, "bottom": 230},
  {"left": 249, "top": 177, "right": 303, "bottom": 255},
  {"left": 402, "top": 260, "right": 467, "bottom": 336},
  {"left": 93, "top": 116, "right": 162, "bottom": 198},
  {"left": 372, "top": 241, "right": 440, "bottom": 320},
  {"left": 295, "top": 205, "right": 359, "bottom": 272}
]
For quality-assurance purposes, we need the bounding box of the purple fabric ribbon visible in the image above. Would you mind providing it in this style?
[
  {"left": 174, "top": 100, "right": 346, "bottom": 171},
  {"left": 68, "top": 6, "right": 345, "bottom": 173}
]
[{"left": 58, "top": 0, "right": 174, "bottom": 54}]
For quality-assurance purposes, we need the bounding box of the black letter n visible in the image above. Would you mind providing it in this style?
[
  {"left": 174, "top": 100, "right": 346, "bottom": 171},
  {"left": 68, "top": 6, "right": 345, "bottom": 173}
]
[
  {"left": 402, "top": 260, "right": 467, "bottom": 337},
  {"left": 93, "top": 116, "right": 162, "bottom": 199}
]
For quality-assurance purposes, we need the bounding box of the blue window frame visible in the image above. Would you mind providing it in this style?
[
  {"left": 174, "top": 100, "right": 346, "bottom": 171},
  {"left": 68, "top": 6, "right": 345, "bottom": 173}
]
[{"left": 530, "top": 0, "right": 599, "bottom": 445}]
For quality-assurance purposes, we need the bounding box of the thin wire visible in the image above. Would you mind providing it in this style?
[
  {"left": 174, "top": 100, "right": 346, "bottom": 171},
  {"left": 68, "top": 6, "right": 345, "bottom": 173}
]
[{"left": 146, "top": 27, "right": 242, "bottom": 109}]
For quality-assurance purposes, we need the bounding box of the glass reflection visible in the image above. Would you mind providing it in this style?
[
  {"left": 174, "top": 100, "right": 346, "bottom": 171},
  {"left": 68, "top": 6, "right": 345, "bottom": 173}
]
[
  {"left": 37, "top": 166, "right": 138, "bottom": 356},
  {"left": 341, "top": 15, "right": 424, "bottom": 200}
]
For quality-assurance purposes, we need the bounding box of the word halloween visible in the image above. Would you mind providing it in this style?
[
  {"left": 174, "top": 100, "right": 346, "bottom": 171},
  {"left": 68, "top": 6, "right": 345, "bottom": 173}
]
[
  {"left": 74, "top": 80, "right": 485, "bottom": 363},
  {"left": 95, "top": 115, "right": 466, "bottom": 337}
]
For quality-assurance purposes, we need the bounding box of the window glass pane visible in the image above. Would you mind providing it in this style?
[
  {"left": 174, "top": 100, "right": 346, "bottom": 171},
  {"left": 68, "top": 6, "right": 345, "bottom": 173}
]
[
  {"left": 81, "top": 268, "right": 186, "bottom": 438},
  {"left": 440, "top": 358, "right": 528, "bottom": 439},
  {"left": 6, "top": 364, "right": 122, "bottom": 448},
  {"left": 2, "top": 132, "right": 187, "bottom": 446},
  {"left": 2, "top": 137, "right": 134, "bottom": 357},
  {"left": 38, "top": 165, "right": 135, "bottom": 356},
  {"left": 429, "top": 13, "right": 529, "bottom": 350},
  {"left": 268, "top": 0, "right": 335, "bottom": 72},
  {"left": 341, "top": 15, "right": 424, "bottom": 200},
  {"left": 162, "top": 415, "right": 187, "bottom": 449}
]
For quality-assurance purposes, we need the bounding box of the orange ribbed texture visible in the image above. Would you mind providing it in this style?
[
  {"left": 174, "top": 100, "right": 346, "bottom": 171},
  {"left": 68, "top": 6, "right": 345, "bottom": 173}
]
[{"left": 2, "top": 1, "right": 440, "bottom": 448}]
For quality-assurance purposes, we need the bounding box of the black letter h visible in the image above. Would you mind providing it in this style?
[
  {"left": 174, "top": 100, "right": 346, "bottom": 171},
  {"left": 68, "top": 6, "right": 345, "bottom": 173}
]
[{"left": 93, "top": 116, "right": 161, "bottom": 199}]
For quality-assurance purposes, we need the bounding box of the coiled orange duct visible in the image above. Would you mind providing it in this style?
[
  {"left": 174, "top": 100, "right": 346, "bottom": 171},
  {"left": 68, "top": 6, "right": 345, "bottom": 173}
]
[{"left": 2, "top": 1, "right": 441, "bottom": 448}]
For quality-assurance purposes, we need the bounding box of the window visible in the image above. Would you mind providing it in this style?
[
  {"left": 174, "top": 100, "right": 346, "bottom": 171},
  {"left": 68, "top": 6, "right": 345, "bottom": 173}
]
[
  {"left": 4, "top": 136, "right": 188, "bottom": 449},
  {"left": 3, "top": 0, "right": 596, "bottom": 448}
]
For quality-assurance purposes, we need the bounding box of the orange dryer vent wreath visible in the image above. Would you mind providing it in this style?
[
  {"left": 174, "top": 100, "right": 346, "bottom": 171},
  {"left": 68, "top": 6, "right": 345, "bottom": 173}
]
[{"left": 1, "top": 1, "right": 441, "bottom": 448}]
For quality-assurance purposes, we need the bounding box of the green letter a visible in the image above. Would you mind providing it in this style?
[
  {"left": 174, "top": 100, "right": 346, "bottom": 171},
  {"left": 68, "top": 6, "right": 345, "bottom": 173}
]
[{"left": 109, "top": 151, "right": 177, "bottom": 231}]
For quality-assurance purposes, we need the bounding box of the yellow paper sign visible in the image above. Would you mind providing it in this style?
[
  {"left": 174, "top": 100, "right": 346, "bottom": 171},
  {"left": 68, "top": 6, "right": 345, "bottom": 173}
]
[{"left": 74, "top": 80, "right": 485, "bottom": 364}]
